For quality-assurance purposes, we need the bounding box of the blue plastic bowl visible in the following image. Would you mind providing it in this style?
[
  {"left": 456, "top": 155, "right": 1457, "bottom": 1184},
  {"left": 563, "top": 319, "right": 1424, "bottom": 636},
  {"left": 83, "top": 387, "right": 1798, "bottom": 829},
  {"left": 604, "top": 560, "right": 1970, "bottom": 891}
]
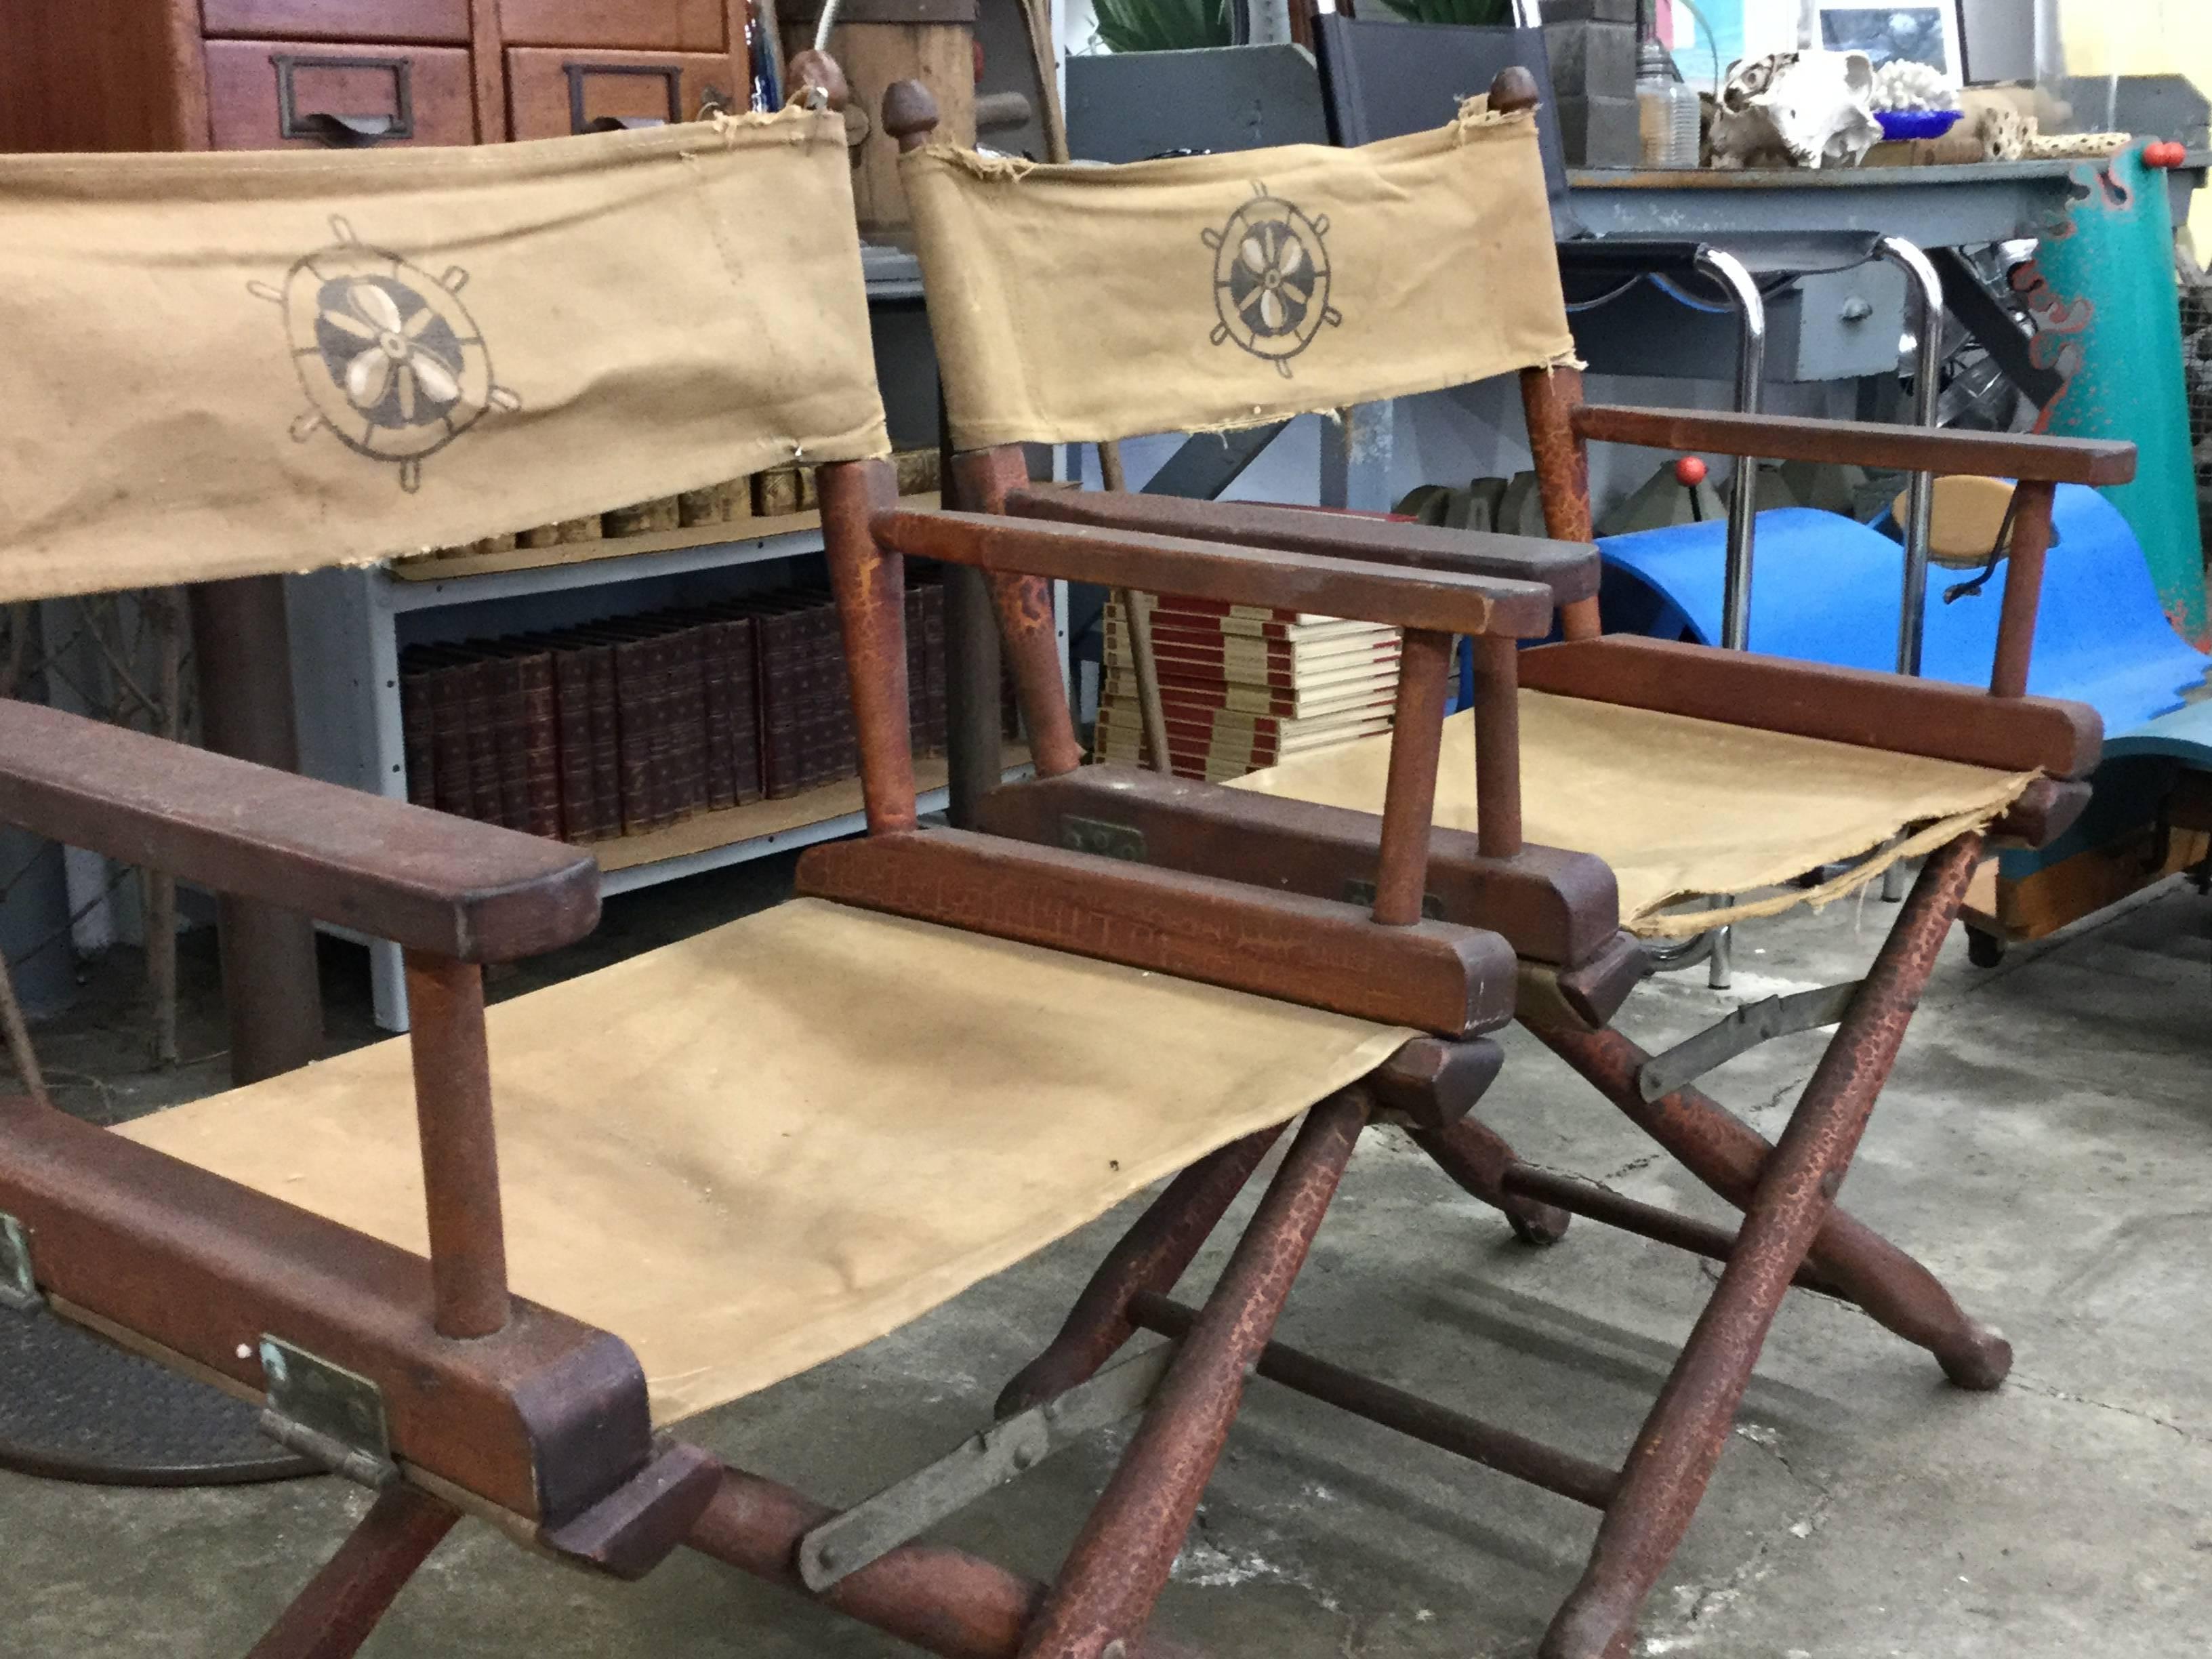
[{"left": 1877, "top": 108, "right": 1965, "bottom": 142}]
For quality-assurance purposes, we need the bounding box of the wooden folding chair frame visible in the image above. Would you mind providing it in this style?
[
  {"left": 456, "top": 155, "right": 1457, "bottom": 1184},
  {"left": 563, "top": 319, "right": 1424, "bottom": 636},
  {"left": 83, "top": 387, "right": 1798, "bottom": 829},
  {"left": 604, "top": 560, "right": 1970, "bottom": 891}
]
[
  {"left": 890, "top": 66, "right": 2137, "bottom": 1659},
  {"left": 0, "top": 446, "right": 1607, "bottom": 1659}
]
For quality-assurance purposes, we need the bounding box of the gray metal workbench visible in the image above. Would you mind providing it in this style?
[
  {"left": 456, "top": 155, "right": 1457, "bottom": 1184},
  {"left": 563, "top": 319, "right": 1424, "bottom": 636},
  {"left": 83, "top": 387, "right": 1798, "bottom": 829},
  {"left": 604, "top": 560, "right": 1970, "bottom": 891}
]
[{"left": 1568, "top": 159, "right": 2089, "bottom": 255}]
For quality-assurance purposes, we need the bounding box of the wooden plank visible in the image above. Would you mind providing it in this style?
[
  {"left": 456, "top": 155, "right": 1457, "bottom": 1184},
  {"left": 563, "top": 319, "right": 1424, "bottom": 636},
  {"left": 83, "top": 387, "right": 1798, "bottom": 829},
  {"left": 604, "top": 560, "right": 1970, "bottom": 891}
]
[
  {"left": 973, "top": 764, "right": 1622, "bottom": 967},
  {"left": 0, "top": 699, "right": 598, "bottom": 962},
  {"left": 1572, "top": 404, "right": 2136, "bottom": 486},
  {"left": 1518, "top": 636, "right": 2104, "bottom": 779},
  {"left": 874, "top": 510, "right": 1555, "bottom": 640},
  {"left": 1969, "top": 825, "right": 2212, "bottom": 943},
  {"left": 471, "top": 0, "right": 508, "bottom": 141},
  {"left": 202, "top": 0, "right": 473, "bottom": 43},
  {"left": 1004, "top": 488, "right": 1600, "bottom": 609},
  {"left": 498, "top": 0, "right": 728, "bottom": 51},
  {"left": 796, "top": 826, "right": 1518, "bottom": 1038},
  {"left": 0, "top": 0, "right": 207, "bottom": 152}
]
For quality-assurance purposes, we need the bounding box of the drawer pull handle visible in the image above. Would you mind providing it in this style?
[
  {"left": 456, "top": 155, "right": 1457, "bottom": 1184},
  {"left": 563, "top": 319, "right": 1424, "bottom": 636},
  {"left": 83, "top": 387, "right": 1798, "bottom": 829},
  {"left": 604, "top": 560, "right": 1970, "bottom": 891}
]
[
  {"left": 296, "top": 112, "right": 403, "bottom": 147},
  {"left": 274, "top": 54, "right": 415, "bottom": 146},
  {"left": 563, "top": 63, "right": 683, "bottom": 136}
]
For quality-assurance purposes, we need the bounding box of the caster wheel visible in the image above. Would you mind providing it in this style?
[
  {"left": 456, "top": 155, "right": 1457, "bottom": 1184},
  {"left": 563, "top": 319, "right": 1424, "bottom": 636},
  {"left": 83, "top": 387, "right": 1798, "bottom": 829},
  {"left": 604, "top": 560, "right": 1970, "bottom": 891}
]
[{"left": 1965, "top": 928, "right": 2007, "bottom": 968}]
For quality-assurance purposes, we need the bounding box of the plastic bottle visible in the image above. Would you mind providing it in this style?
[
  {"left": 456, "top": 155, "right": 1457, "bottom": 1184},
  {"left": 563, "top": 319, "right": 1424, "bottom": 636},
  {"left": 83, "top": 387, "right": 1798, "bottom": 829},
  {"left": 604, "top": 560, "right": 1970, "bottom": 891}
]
[{"left": 1636, "top": 35, "right": 1700, "bottom": 168}]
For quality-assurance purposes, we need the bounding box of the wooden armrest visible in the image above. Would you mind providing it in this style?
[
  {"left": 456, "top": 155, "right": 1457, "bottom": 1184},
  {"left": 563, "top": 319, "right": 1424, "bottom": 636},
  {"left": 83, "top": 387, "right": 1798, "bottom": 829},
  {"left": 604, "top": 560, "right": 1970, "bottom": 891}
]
[
  {"left": 1519, "top": 636, "right": 2103, "bottom": 779},
  {"left": 1572, "top": 405, "right": 2137, "bottom": 486},
  {"left": 0, "top": 700, "right": 598, "bottom": 961},
  {"left": 873, "top": 509, "right": 1556, "bottom": 639},
  {"left": 1002, "top": 489, "right": 1601, "bottom": 610},
  {"left": 798, "top": 826, "right": 1517, "bottom": 1038},
  {"left": 0, "top": 1097, "right": 660, "bottom": 1534}
]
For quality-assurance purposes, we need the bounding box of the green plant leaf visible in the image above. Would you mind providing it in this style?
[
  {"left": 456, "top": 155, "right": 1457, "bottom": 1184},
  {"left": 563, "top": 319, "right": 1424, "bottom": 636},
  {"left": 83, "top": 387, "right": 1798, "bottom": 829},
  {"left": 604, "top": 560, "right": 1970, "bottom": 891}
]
[{"left": 1094, "top": 0, "right": 1232, "bottom": 53}]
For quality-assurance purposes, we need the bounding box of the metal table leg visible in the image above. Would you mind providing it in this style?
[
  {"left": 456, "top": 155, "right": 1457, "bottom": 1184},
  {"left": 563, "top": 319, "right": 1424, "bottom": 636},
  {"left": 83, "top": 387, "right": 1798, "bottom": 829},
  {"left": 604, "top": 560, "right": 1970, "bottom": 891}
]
[
  {"left": 1695, "top": 247, "right": 1767, "bottom": 991},
  {"left": 1877, "top": 236, "right": 1946, "bottom": 903}
]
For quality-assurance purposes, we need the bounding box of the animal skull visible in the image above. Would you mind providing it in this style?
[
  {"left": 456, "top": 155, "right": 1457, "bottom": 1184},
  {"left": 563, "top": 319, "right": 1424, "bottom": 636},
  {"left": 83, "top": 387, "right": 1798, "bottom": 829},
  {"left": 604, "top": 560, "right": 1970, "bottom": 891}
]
[{"left": 1710, "top": 51, "right": 1881, "bottom": 170}]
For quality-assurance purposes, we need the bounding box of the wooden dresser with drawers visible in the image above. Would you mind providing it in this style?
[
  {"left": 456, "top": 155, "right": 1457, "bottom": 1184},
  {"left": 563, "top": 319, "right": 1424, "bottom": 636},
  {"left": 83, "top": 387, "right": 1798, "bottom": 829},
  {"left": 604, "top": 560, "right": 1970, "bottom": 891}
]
[{"left": 0, "top": 0, "right": 755, "bottom": 153}]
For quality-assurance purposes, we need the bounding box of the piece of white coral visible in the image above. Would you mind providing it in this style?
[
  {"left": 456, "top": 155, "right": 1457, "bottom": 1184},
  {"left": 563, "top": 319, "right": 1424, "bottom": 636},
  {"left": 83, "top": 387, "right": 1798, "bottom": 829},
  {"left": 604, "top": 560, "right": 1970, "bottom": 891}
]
[{"left": 1870, "top": 58, "right": 1958, "bottom": 114}]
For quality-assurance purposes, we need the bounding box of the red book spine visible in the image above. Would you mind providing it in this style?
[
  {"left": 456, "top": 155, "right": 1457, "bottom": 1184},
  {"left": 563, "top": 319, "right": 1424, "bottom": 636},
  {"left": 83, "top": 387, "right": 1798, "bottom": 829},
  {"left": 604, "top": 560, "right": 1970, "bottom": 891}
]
[
  {"left": 514, "top": 651, "right": 562, "bottom": 839},
  {"left": 648, "top": 630, "right": 682, "bottom": 827},
  {"left": 548, "top": 645, "right": 598, "bottom": 842},
  {"left": 583, "top": 644, "right": 622, "bottom": 840},
  {"left": 487, "top": 653, "right": 532, "bottom": 831},
  {"left": 458, "top": 657, "right": 504, "bottom": 824},
  {"left": 649, "top": 621, "right": 701, "bottom": 823},
  {"left": 722, "top": 616, "right": 762, "bottom": 804},
  {"left": 610, "top": 636, "right": 657, "bottom": 835},
  {"left": 398, "top": 654, "right": 438, "bottom": 809},
  {"left": 699, "top": 618, "right": 737, "bottom": 813},
  {"left": 754, "top": 608, "right": 805, "bottom": 799},
  {"left": 424, "top": 662, "right": 472, "bottom": 817}
]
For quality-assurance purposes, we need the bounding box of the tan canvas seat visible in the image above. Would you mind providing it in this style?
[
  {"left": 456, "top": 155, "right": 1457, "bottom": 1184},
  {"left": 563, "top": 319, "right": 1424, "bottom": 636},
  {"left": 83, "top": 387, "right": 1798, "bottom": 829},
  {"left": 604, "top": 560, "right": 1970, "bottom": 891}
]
[
  {"left": 125, "top": 899, "right": 1408, "bottom": 1425},
  {"left": 1234, "top": 693, "right": 2035, "bottom": 937}
]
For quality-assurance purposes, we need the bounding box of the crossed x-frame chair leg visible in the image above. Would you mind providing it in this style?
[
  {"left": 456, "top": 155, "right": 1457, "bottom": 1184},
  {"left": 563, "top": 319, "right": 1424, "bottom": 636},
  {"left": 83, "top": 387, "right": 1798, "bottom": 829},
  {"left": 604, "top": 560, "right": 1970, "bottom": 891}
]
[
  {"left": 999, "top": 835, "right": 2001, "bottom": 1659},
  {"left": 1530, "top": 834, "right": 1989, "bottom": 1656},
  {"left": 243, "top": 1096, "right": 1372, "bottom": 1659}
]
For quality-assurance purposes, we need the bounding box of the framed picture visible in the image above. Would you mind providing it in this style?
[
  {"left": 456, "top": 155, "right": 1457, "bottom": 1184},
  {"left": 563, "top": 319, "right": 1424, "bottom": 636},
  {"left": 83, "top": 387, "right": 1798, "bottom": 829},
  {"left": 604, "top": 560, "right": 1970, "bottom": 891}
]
[{"left": 1812, "top": 1, "right": 1964, "bottom": 80}]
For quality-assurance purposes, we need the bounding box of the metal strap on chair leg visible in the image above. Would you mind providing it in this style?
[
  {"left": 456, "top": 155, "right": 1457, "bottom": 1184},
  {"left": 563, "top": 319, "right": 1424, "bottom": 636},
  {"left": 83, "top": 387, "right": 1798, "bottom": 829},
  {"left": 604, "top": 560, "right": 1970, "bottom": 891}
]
[
  {"left": 0, "top": 1212, "right": 38, "bottom": 1313},
  {"left": 1635, "top": 979, "right": 1862, "bottom": 1101},
  {"left": 798, "top": 1345, "right": 1175, "bottom": 1591}
]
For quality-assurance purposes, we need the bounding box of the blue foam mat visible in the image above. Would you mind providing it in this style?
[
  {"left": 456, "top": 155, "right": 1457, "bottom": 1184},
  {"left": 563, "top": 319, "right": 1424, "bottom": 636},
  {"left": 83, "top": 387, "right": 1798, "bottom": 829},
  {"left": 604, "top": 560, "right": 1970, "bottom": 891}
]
[{"left": 1597, "top": 489, "right": 2210, "bottom": 738}]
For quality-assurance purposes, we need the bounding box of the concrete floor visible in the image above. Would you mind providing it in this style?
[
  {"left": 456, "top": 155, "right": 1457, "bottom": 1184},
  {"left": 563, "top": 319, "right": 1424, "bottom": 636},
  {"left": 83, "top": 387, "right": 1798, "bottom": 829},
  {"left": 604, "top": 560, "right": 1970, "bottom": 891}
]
[{"left": 2, "top": 859, "right": 2208, "bottom": 1658}]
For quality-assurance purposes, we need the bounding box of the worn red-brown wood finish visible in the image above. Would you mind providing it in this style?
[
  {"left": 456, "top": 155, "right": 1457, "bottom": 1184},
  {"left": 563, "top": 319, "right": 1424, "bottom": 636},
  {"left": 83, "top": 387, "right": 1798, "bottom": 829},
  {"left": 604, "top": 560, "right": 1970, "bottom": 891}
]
[
  {"left": 0, "top": 424, "right": 1542, "bottom": 1658},
  {"left": 949, "top": 449, "right": 1086, "bottom": 778},
  {"left": 895, "top": 57, "right": 2135, "bottom": 1659}
]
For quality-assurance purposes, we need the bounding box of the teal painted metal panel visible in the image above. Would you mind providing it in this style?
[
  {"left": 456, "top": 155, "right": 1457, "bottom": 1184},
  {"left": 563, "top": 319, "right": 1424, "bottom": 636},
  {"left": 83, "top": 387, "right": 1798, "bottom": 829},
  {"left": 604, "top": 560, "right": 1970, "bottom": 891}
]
[{"left": 2029, "top": 146, "right": 2210, "bottom": 650}]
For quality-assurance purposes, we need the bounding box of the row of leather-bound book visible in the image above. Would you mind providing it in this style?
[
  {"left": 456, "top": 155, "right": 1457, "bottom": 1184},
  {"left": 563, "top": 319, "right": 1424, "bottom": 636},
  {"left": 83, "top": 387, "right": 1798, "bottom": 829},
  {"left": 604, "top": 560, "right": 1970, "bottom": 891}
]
[
  {"left": 405, "top": 449, "right": 945, "bottom": 565},
  {"left": 398, "top": 579, "right": 947, "bottom": 843}
]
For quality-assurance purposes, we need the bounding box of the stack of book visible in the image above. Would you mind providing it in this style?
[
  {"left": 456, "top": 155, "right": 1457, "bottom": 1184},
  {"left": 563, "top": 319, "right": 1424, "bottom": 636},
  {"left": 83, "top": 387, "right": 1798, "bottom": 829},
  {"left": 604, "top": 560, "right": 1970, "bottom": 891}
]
[
  {"left": 398, "top": 577, "right": 946, "bottom": 844},
  {"left": 1094, "top": 593, "right": 1400, "bottom": 781}
]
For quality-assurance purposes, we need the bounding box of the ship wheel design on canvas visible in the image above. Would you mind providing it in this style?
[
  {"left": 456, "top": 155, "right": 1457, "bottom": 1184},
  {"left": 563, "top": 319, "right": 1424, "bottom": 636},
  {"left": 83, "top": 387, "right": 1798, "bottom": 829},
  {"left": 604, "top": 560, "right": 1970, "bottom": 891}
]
[
  {"left": 251, "top": 216, "right": 521, "bottom": 493},
  {"left": 1202, "top": 184, "right": 1343, "bottom": 377}
]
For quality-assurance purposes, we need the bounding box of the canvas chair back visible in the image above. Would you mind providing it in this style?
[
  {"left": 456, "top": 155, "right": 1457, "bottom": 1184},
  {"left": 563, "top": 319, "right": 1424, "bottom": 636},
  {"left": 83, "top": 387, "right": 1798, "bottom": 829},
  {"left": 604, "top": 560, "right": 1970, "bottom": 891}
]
[
  {"left": 902, "top": 94, "right": 1578, "bottom": 454},
  {"left": 0, "top": 109, "right": 888, "bottom": 602}
]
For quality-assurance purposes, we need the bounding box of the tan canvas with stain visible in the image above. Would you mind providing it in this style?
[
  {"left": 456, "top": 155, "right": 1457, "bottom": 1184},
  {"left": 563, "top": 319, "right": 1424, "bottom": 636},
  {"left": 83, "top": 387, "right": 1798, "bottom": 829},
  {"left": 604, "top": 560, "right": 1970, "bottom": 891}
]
[
  {"left": 905, "top": 102, "right": 1578, "bottom": 449},
  {"left": 0, "top": 111, "right": 888, "bottom": 602},
  {"left": 121, "top": 899, "right": 1410, "bottom": 1425},
  {"left": 1232, "top": 693, "right": 2036, "bottom": 937}
]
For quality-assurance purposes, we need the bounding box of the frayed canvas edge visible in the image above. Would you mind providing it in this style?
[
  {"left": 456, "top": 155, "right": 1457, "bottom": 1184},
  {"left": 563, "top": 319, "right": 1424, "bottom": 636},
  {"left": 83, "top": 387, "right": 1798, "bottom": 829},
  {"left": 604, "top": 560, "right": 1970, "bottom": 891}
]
[{"left": 1628, "top": 778, "right": 2034, "bottom": 939}]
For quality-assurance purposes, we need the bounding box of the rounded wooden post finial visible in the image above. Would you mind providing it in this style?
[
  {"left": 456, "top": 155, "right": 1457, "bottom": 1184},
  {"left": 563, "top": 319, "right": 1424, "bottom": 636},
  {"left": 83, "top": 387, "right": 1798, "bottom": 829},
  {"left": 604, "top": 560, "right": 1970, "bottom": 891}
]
[
  {"left": 1489, "top": 65, "right": 1542, "bottom": 117},
  {"left": 882, "top": 80, "right": 942, "bottom": 154},
  {"left": 785, "top": 49, "right": 851, "bottom": 113}
]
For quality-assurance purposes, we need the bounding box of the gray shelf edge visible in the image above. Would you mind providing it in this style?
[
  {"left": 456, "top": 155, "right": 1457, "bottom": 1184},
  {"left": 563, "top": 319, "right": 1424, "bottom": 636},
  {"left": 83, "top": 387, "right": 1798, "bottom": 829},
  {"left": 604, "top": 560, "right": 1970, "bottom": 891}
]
[{"left": 375, "top": 525, "right": 832, "bottom": 614}]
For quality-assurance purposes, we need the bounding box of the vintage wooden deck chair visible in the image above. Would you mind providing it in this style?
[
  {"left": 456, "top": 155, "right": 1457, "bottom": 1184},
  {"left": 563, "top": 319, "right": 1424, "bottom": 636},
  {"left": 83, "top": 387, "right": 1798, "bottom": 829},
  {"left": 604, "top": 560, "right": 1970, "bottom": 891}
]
[
  {"left": 0, "top": 79, "right": 1561, "bottom": 1659},
  {"left": 894, "top": 68, "right": 2133, "bottom": 1658}
]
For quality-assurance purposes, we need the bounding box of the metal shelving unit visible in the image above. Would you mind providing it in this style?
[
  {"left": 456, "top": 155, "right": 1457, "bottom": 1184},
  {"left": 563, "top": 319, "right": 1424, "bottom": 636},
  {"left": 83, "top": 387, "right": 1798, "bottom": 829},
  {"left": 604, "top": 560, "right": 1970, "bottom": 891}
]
[
  {"left": 289, "top": 512, "right": 1051, "bottom": 1032},
  {"left": 285, "top": 251, "right": 1053, "bottom": 1031}
]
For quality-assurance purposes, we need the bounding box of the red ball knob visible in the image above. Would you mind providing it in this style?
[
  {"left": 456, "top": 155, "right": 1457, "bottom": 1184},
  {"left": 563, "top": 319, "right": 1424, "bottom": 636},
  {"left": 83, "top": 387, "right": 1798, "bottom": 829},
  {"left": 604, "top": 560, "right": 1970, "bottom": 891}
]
[
  {"left": 2146, "top": 141, "right": 2186, "bottom": 169},
  {"left": 1674, "top": 456, "right": 1708, "bottom": 487}
]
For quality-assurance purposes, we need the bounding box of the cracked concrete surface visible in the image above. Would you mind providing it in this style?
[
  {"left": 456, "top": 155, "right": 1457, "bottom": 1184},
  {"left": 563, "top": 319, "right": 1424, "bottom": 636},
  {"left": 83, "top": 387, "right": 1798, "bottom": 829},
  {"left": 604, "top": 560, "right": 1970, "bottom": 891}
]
[{"left": 0, "top": 859, "right": 2206, "bottom": 1657}]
